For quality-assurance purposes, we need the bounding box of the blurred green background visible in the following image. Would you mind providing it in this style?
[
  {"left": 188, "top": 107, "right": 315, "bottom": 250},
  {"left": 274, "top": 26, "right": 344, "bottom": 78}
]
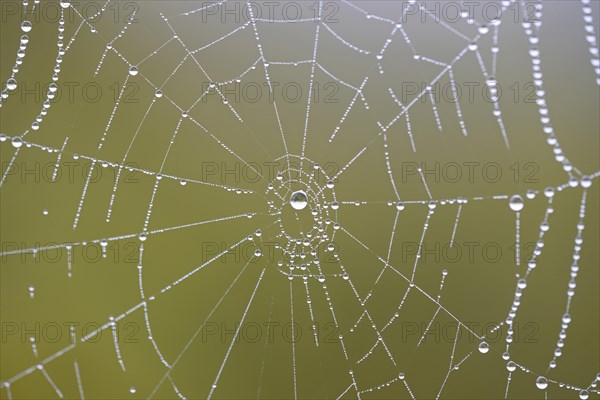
[{"left": 1, "top": 1, "right": 599, "bottom": 399}]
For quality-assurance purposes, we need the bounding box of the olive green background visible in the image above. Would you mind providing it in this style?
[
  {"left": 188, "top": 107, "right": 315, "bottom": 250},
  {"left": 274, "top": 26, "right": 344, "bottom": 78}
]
[{"left": 0, "top": 1, "right": 599, "bottom": 399}]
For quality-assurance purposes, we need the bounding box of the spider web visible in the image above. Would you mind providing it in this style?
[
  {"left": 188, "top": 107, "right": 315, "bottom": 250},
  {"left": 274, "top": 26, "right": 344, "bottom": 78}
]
[{"left": 1, "top": 0, "right": 599, "bottom": 399}]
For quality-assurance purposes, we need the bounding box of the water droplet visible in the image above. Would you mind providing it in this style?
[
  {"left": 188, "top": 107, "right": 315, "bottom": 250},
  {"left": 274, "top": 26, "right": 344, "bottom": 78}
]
[
  {"left": 331, "top": 201, "right": 339, "bottom": 210},
  {"left": 506, "top": 361, "right": 516, "bottom": 372},
  {"left": 254, "top": 249, "right": 262, "bottom": 257},
  {"left": 139, "top": 232, "right": 147, "bottom": 242},
  {"left": 509, "top": 195, "right": 524, "bottom": 211},
  {"left": 129, "top": 386, "right": 136, "bottom": 394},
  {"left": 580, "top": 390, "right": 589, "bottom": 400},
  {"left": 155, "top": 90, "right": 163, "bottom": 98},
  {"left": 544, "top": 187, "right": 555, "bottom": 198},
  {"left": 21, "top": 21, "right": 32, "bottom": 33},
  {"left": 11, "top": 137, "right": 23, "bottom": 148},
  {"left": 6, "top": 78, "right": 17, "bottom": 91},
  {"left": 342, "top": 273, "right": 349, "bottom": 280},
  {"left": 580, "top": 176, "right": 592, "bottom": 188},
  {"left": 536, "top": 376, "right": 548, "bottom": 390},
  {"left": 478, "top": 341, "right": 489, "bottom": 354},
  {"left": 517, "top": 278, "right": 527, "bottom": 289},
  {"left": 396, "top": 202, "right": 405, "bottom": 211},
  {"left": 318, "top": 275, "right": 325, "bottom": 283},
  {"left": 60, "top": 0, "right": 70, "bottom": 8},
  {"left": 561, "top": 313, "right": 571, "bottom": 324},
  {"left": 568, "top": 177, "right": 579, "bottom": 187},
  {"left": 42, "top": 209, "right": 48, "bottom": 216},
  {"left": 128, "top": 66, "right": 138, "bottom": 76},
  {"left": 398, "top": 372, "right": 405, "bottom": 380},
  {"left": 290, "top": 190, "right": 308, "bottom": 210}
]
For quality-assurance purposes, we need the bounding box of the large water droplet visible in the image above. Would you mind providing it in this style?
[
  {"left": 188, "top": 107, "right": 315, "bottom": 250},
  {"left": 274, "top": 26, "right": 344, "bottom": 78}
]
[
  {"left": 536, "top": 376, "right": 548, "bottom": 390},
  {"left": 290, "top": 190, "right": 308, "bottom": 210},
  {"left": 21, "top": 21, "right": 32, "bottom": 33},
  {"left": 6, "top": 78, "right": 17, "bottom": 91},
  {"left": 580, "top": 176, "right": 592, "bottom": 188},
  {"left": 478, "top": 341, "right": 489, "bottom": 354},
  {"left": 128, "top": 66, "right": 138, "bottom": 76},
  {"left": 11, "top": 137, "right": 23, "bottom": 148},
  {"left": 509, "top": 195, "right": 524, "bottom": 211}
]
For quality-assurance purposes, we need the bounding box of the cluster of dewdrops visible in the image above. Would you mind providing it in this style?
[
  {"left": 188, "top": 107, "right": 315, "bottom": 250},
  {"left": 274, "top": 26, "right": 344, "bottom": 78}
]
[
  {"left": 580, "top": 0, "right": 600, "bottom": 86},
  {"left": 267, "top": 166, "right": 341, "bottom": 279},
  {"left": 1, "top": 0, "right": 70, "bottom": 138},
  {"left": 502, "top": 179, "right": 594, "bottom": 398},
  {"left": 519, "top": 0, "right": 586, "bottom": 180}
]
